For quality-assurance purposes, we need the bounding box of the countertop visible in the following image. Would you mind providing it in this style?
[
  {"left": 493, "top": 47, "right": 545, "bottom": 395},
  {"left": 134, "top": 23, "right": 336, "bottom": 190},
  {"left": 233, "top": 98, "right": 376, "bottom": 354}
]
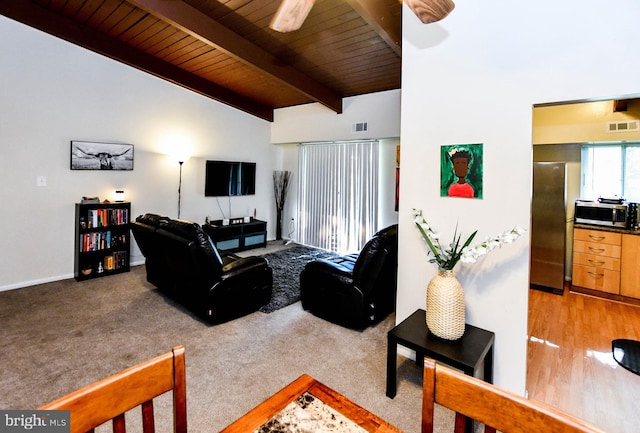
[{"left": 574, "top": 223, "right": 640, "bottom": 236}]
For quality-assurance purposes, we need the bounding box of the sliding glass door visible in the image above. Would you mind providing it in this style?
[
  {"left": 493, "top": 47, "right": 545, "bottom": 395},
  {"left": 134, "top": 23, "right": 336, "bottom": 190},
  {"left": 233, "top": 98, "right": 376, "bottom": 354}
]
[{"left": 297, "top": 141, "right": 378, "bottom": 253}]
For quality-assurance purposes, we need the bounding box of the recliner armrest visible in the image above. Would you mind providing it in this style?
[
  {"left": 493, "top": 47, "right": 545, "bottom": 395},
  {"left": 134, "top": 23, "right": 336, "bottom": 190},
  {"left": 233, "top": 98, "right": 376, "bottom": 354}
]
[
  {"left": 221, "top": 256, "right": 269, "bottom": 276},
  {"left": 307, "top": 257, "right": 356, "bottom": 275},
  {"left": 302, "top": 259, "right": 355, "bottom": 288},
  {"left": 219, "top": 252, "right": 241, "bottom": 267}
]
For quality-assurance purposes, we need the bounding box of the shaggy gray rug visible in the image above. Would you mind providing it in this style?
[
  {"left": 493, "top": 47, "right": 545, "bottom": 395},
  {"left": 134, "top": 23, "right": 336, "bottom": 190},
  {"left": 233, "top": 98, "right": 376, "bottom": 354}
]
[{"left": 259, "top": 245, "right": 339, "bottom": 313}]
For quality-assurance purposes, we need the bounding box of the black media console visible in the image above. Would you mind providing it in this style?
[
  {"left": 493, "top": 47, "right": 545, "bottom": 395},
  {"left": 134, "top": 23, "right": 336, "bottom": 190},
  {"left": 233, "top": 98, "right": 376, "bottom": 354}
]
[{"left": 203, "top": 218, "right": 267, "bottom": 252}]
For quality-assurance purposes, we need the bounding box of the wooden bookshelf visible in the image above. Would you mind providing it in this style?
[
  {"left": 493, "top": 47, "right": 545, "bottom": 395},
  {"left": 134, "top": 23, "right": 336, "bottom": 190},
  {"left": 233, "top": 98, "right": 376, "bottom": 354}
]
[{"left": 74, "top": 201, "right": 131, "bottom": 281}]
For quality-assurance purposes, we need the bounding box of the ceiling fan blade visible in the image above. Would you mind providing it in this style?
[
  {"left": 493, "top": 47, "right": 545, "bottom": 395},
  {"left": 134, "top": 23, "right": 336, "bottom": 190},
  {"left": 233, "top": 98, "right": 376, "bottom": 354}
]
[
  {"left": 404, "top": 0, "right": 455, "bottom": 24},
  {"left": 270, "top": 0, "right": 316, "bottom": 33}
]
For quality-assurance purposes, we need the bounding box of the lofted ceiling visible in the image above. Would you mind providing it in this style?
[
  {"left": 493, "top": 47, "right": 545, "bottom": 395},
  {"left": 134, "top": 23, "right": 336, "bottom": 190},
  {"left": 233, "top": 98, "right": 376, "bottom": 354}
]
[{"left": 0, "top": 0, "right": 403, "bottom": 121}]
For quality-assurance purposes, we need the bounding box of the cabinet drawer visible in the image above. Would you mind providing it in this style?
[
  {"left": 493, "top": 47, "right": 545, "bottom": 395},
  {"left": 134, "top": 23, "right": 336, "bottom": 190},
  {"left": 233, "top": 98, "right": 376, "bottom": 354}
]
[
  {"left": 573, "top": 240, "right": 621, "bottom": 258},
  {"left": 244, "top": 232, "right": 266, "bottom": 247},
  {"left": 573, "top": 229, "right": 621, "bottom": 245},
  {"left": 573, "top": 252, "right": 620, "bottom": 271},
  {"left": 572, "top": 264, "right": 620, "bottom": 294},
  {"left": 215, "top": 238, "right": 240, "bottom": 251}
]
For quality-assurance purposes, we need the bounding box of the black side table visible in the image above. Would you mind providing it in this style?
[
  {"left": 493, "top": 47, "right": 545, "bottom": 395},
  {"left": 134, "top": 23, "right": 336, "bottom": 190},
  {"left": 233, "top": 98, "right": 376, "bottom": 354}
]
[{"left": 386, "top": 308, "right": 495, "bottom": 398}]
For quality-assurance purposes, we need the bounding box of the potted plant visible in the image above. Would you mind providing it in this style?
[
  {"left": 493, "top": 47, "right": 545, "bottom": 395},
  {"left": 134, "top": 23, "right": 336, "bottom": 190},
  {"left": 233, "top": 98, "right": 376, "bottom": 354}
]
[{"left": 413, "top": 208, "right": 525, "bottom": 339}]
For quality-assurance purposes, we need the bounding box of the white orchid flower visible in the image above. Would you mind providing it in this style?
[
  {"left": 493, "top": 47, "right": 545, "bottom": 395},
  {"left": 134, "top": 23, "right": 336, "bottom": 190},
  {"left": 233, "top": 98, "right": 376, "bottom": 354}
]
[
  {"left": 513, "top": 225, "right": 526, "bottom": 235},
  {"left": 486, "top": 238, "right": 501, "bottom": 251},
  {"left": 501, "top": 232, "right": 517, "bottom": 244},
  {"left": 413, "top": 208, "right": 525, "bottom": 271},
  {"left": 473, "top": 244, "right": 488, "bottom": 257},
  {"left": 460, "top": 249, "right": 478, "bottom": 264}
]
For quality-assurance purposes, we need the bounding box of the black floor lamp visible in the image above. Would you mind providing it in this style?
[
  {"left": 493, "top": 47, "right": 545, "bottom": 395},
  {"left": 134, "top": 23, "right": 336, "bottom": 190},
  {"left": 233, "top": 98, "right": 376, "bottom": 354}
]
[
  {"left": 178, "top": 160, "right": 184, "bottom": 219},
  {"left": 176, "top": 153, "right": 190, "bottom": 219}
]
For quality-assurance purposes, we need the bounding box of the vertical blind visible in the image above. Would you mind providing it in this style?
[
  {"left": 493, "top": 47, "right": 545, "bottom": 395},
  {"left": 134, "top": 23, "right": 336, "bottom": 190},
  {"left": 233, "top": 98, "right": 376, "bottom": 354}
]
[{"left": 297, "top": 141, "right": 379, "bottom": 253}]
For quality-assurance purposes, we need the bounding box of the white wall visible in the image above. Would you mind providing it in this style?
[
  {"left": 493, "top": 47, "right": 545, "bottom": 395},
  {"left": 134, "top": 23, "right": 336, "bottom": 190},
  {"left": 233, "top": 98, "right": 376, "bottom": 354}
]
[
  {"left": 399, "top": 0, "right": 640, "bottom": 394},
  {"left": 378, "top": 138, "right": 400, "bottom": 230},
  {"left": 271, "top": 90, "right": 401, "bottom": 242},
  {"left": 0, "top": 16, "right": 273, "bottom": 290},
  {"left": 271, "top": 90, "right": 401, "bottom": 144}
]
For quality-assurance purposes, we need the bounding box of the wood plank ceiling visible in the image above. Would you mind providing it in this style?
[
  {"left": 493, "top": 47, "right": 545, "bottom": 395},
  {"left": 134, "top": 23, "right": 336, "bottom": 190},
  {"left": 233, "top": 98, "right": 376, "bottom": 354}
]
[{"left": 0, "top": 0, "right": 402, "bottom": 121}]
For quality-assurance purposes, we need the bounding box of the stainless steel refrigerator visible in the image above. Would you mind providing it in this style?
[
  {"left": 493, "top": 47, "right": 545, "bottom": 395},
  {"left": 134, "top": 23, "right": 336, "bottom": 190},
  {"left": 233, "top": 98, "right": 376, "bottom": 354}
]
[{"left": 530, "top": 162, "right": 567, "bottom": 294}]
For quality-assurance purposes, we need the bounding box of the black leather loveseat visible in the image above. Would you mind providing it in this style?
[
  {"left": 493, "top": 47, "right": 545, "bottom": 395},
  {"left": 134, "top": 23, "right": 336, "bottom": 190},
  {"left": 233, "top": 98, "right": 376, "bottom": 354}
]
[
  {"left": 300, "top": 224, "right": 398, "bottom": 329},
  {"left": 131, "top": 214, "right": 272, "bottom": 324}
]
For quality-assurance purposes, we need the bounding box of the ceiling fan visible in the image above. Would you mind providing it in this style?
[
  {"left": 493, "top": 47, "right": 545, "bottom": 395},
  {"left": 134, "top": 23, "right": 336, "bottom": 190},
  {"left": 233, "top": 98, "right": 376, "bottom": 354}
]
[{"left": 270, "top": 0, "right": 455, "bottom": 33}]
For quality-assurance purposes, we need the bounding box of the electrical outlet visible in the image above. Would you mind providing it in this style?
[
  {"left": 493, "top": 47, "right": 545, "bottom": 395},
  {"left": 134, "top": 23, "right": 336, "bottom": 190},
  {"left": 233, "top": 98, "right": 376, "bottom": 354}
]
[{"left": 37, "top": 176, "right": 47, "bottom": 187}]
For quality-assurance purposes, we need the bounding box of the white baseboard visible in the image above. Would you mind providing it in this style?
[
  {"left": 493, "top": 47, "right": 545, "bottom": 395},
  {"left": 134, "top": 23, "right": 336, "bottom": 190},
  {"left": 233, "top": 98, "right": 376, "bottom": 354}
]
[
  {"left": 0, "top": 273, "right": 74, "bottom": 293},
  {"left": 0, "top": 260, "right": 146, "bottom": 293},
  {"left": 398, "top": 346, "right": 416, "bottom": 361}
]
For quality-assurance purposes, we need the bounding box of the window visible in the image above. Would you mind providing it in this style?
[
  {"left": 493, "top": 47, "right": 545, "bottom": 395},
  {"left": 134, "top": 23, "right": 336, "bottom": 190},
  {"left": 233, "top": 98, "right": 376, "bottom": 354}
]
[
  {"left": 297, "top": 141, "right": 379, "bottom": 254},
  {"left": 581, "top": 142, "right": 640, "bottom": 202}
]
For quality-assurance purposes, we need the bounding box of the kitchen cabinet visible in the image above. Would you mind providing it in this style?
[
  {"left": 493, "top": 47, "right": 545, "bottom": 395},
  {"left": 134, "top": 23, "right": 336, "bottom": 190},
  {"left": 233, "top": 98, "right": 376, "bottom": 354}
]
[
  {"left": 621, "top": 234, "right": 640, "bottom": 298},
  {"left": 572, "top": 228, "right": 621, "bottom": 295},
  {"left": 572, "top": 227, "right": 640, "bottom": 300}
]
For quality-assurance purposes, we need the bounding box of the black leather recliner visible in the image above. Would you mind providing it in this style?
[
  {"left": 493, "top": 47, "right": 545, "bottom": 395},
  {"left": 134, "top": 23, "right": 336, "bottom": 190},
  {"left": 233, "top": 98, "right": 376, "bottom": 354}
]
[
  {"left": 300, "top": 224, "right": 398, "bottom": 329},
  {"left": 131, "top": 214, "right": 272, "bottom": 324}
]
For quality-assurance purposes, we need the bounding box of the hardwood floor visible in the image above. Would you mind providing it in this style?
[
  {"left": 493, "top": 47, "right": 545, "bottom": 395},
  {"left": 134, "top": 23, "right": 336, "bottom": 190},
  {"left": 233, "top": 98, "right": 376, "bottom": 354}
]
[{"left": 527, "top": 286, "right": 640, "bottom": 433}]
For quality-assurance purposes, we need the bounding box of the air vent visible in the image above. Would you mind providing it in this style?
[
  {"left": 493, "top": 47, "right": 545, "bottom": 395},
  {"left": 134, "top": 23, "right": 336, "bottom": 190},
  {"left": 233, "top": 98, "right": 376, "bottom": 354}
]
[
  {"left": 607, "top": 120, "right": 639, "bottom": 132},
  {"left": 352, "top": 122, "right": 368, "bottom": 133}
]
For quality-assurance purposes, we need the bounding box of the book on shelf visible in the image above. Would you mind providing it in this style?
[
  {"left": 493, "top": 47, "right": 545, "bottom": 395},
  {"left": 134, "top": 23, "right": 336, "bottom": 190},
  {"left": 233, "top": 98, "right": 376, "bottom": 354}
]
[
  {"left": 79, "top": 231, "right": 128, "bottom": 252},
  {"left": 86, "top": 208, "right": 129, "bottom": 228},
  {"left": 104, "top": 255, "right": 114, "bottom": 271},
  {"left": 97, "top": 252, "right": 127, "bottom": 271},
  {"left": 113, "top": 251, "right": 127, "bottom": 269}
]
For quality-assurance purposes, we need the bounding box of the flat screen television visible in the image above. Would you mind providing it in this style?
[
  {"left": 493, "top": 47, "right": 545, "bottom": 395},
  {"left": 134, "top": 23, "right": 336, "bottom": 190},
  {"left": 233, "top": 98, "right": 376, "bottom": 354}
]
[{"left": 205, "top": 160, "right": 256, "bottom": 196}]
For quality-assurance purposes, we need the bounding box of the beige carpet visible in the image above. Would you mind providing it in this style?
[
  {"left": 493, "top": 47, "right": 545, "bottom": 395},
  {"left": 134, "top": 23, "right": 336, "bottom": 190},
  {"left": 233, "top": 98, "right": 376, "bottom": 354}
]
[{"left": 0, "top": 264, "right": 453, "bottom": 433}]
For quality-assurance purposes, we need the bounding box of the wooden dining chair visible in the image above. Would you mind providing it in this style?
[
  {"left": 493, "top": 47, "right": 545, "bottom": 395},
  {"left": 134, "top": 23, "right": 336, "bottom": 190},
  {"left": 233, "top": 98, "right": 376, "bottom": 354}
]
[
  {"left": 422, "top": 358, "right": 606, "bottom": 433},
  {"left": 40, "top": 346, "right": 187, "bottom": 433}
]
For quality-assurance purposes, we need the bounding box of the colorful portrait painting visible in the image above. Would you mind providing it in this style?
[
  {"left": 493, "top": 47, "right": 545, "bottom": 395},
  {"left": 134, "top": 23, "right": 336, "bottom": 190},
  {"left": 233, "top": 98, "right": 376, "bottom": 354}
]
[{"left": 440, "top": 143, "right": 483, "bottom": 199}]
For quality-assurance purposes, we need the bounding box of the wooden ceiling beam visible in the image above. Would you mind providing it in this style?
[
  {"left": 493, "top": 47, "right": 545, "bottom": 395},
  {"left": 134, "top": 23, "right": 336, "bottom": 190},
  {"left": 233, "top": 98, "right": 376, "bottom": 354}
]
[
  {"left": 128, "top": 0, "right": 343, "bottom": 114},
  {"left": 0, "top": 0, "right": 274, "bottom": 121},
  {"left": 614, "top": 99, "right": 628, "bottom": 112},
  {"left": 345, "top": 0, "right": 402, "bottom": 57}
]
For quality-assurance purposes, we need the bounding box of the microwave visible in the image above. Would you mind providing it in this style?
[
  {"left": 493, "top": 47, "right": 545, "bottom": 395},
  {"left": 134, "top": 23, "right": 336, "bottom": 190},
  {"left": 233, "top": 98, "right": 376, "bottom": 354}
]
[{"left": 575, "top": 201, "right": 627, "bottom": 228}]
